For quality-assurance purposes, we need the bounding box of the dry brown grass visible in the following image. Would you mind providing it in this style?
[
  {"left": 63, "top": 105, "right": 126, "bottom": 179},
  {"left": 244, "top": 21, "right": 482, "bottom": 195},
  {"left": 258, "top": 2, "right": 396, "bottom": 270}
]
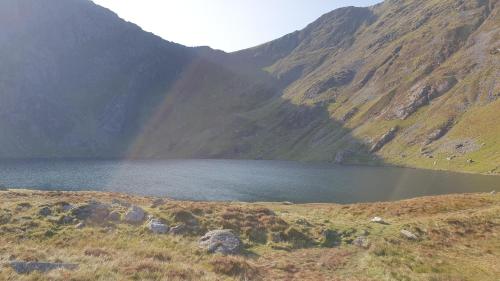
[
  {"left": 0, "top": 190, "right": 498, "bottom": 281},
  {"left": 210, "top": 256, "right": 262, "bottom": 280}
]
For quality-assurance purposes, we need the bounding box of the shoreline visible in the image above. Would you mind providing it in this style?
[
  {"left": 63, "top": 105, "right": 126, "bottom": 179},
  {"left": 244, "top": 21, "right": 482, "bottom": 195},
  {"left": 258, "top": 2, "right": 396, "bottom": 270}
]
[{"left": 0, "top": 157, "right": 498, "bottom": 176}]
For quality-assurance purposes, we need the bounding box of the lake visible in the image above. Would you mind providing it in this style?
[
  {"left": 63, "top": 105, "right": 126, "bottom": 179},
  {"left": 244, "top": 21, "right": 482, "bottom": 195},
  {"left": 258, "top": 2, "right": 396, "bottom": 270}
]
[{"left": 0, "top": 159, "right": 498, "bottom": 203}]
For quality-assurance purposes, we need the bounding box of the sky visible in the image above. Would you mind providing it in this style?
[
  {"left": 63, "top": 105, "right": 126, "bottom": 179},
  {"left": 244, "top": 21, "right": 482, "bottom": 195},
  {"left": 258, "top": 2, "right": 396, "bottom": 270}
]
[{"left": 92, "top": 0, "right": 382, "bottom": 52}]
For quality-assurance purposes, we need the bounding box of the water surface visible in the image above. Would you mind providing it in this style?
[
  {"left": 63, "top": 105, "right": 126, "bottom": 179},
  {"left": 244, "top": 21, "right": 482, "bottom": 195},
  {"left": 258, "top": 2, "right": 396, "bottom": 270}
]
[{"left": 0, "top": 159, "right": 498, "bottom": 203}]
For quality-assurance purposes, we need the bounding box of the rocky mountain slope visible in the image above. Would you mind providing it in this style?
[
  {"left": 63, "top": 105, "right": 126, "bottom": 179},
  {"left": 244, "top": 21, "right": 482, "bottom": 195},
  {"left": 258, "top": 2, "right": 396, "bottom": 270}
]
[
  {"left": 234, "top": 0, "right": 500, "bottom": 173},
  {"left": 0, "top": 0, "right": 499, "bottom": 174}
]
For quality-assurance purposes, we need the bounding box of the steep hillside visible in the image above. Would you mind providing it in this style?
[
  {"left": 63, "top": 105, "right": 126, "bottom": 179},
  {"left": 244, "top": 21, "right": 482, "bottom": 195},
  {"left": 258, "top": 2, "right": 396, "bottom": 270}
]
[
  {"left": 0, "top": 0, "right": 189, "bottom": 157},
  {"left": 235, "top": 0, "right": 500, "bottom": 174},
  {"left": 0, "top": 0, "right": 277, "bottom": 159}
]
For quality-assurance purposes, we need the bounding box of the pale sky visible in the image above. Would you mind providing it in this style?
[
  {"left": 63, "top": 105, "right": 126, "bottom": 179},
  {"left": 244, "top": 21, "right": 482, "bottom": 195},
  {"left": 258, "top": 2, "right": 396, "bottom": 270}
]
[{"left": 92, "top": 0, "right": 382, "bottom": 52}]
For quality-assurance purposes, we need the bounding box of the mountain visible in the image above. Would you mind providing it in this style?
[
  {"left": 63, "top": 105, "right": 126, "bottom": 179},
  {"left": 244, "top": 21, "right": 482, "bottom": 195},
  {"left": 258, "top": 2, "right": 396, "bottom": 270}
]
[
  {"left": 234, "top": 0, "right": 500, "bottom": 173},
  {"left": 0, "top": 0, "right": 277, "bottom": 159},
  {"left": 0, "top": 0, "right": 498, "bottom": 174}
]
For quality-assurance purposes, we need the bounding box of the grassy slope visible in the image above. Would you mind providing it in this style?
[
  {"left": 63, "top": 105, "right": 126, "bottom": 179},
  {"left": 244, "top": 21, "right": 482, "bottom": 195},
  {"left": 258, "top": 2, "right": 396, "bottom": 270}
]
[{"left": 0, "top": 190, "right": 498, "bottom": 280}]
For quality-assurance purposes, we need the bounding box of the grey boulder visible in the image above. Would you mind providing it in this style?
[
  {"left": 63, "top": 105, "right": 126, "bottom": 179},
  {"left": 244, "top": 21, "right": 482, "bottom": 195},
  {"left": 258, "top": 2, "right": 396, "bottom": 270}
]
[
  {"left": 9, "top": 261, "right": 78, "bottom": 274},
  {"left": 70, "top": 201, "right": 110, "bottom": 222},
  {"left": 148, "top": 219, "right": 169, "bottom": 234},
  {"left": 124, "top": 206, "right": 146, "bottom": 223},
  {"left": 199, "top": 229, "right": 241, "bottom": 255}
]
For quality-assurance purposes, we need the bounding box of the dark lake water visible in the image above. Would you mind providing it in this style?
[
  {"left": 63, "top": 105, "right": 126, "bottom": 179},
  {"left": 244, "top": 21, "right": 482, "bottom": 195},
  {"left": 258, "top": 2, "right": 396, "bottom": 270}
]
[{"left": 0, "top": 159, "right": 498, "bottom": 203}]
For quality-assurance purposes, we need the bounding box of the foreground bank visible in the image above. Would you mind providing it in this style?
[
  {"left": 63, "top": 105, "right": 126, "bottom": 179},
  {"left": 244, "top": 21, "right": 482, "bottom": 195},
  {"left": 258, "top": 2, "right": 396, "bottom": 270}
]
[{"left": 0, "top": 189, "right": 498, "bottom": 280}]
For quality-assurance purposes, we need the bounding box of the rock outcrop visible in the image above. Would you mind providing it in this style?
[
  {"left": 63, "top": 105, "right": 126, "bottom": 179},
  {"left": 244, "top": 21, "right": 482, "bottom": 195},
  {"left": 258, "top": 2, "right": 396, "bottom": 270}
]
[
  {"left": 9, "top": 261, "right": 78, "bottom": 274},
  {"left": 148, "top": 219, "right": 169, "bottom": 234},
  {"left": 199, "top": 230, "right": 242, "bottom": 255},
  {"left": 124, "top": 206, "right": 146, "bottom": 223},
  {"left": 370, "top": 127, "right": 398, "bottom": 153},
  {"left": 71, "top": 201, "right": 110, "bottom": 222},
  {"left": 394, "top": 78, "right": 458, "bottom": 120}
]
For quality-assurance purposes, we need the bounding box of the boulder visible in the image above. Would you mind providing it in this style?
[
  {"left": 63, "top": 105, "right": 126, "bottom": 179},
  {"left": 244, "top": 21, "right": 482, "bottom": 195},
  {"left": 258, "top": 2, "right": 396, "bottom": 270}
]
[
  {"left": 9, "top": 261, "right": 78, "bottom": 274},
  {"left": 70, "top": 201, "right": 110, "bottom": 222},
  {"left": 400, "top": 229, "right": 418, "bottom": 240},
  {"left": 199, "top": 229, "right": 242, "bottom": 255},
  {"left": 124, "top": 206, "right": 146, "bottom": 223},
  {"left": 148, "top": 219, "right": 169, "bottom": 234}
]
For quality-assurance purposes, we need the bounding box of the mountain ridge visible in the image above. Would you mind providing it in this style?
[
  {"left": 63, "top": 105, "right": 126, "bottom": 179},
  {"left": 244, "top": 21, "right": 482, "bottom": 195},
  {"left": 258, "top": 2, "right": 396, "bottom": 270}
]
[{"left": 0, "top": 0, "right": 498, "bottom": 174}]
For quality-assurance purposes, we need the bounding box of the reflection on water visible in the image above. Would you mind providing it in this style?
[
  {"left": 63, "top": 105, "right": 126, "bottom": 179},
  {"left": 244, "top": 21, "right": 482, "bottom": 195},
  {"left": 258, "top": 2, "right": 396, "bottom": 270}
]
[{"left": 0, "top": 159, "right": 498, "bottom": 203}]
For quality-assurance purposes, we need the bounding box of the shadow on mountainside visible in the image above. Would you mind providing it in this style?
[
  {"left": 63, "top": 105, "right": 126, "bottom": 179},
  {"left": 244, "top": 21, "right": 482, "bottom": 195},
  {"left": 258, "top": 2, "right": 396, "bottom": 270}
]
[{"left": 121, "top": 54, "right": 383, "bottom": 166}]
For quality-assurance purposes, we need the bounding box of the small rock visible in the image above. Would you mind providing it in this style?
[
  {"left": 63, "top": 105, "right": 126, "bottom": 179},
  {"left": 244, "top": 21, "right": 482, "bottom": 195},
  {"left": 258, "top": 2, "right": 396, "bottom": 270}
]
[
  {"left": 370, "top": 217, "right": 388, "bottom": 224},
  {"left": 9, "top": 261, "right": 79, "bottom": 274},
  {"left": 282, "top": 201, "right": 294, "bottom": 205},
  {"left": 490, "top": 190, "right": 496, "bottom": 195},
  {"left": 400, "top": 229, "right": 418, "bottom": 240},
  {"left": 352, "top": 236, "right": 370, "bottom": 249},
  {"left": 148, "top": 219, "right": 169, "bottom": 234},
  {"left": 124, "top": 206, "right": 146, "bottom": 223},
  {"left": 467, "top": 159, "right": 474, "bottom": 164},
  {"left": 75, "top": 222, "right": 85, "bottom": 229},
  {"left": 38, "top": 206, "right": 52, "bottom": 217},
  {"left": 199, "top": 229, "right": 241, "bottom": 255}
]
